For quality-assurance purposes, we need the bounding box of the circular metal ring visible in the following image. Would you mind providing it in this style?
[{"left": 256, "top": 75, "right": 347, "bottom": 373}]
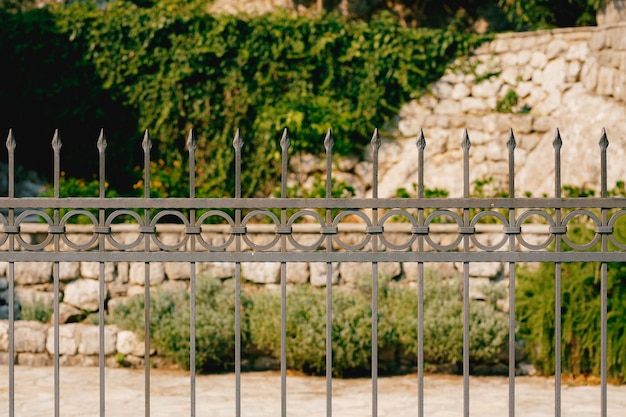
[
  {"left": 150, "top": 210, "right": 190, "bottom": 251},
  {"left": 15, "top": 210, "right": 54, "bottom": 250},
  {"left": 469, "top": 210, "right": 509, "bottom": 251},
  {"left": 561, "top": 209, "right": 601, "bottom": 251},
  {"left": 60, "top": 210, "right": 99, "bottom": 250},
  {"left": 424, "top": 210, "right": 463, "bottom": 251},
  {"left": 608, "top": 210, "right": 626, "bottom": 250},
  {"left": 287, "top": 210, "right": 326, "bottom": 251},
  {"left": 378, "top": 209, "right": 417, "bottom": 251},
  {"left": 105, "top": 209, "right": 145, "bottom": 250},
  {"left": 332, "top": 210, "right": 372, "bottom": 251},
  {"left": 195, "top": 210, "right": 235, "bottom": 251},
  {"left": 241, "top": 210, "right": 281, "bottom": 251},
  {"left": 515, "top": 210, "right": 555, "bottom": 250}
]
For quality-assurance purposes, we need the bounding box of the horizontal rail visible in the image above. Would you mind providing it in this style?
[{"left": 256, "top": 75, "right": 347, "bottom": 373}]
[
  {"left": 1, "top": 197, "right": 625, "bottom": 209},
  {"left": 0, "top": 251, "right": 624, "bottom": 263}
]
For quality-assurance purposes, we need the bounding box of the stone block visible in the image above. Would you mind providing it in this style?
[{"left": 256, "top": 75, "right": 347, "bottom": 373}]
[
  {"left": 76, "top": 324, "right": 117, "bottom": 356},
  {"left": 565, "top": 42, "right": 590, "bottom": 61},
  {"left": 597, "top": 66, "right": 617, "bottom": 96},
  {"left": 200, "top": 261, "right": 235, "bottom": 280},
  {"left": 129, "top": 262, "right": 165, "bottom": 286},
  {"left": 242, "top": 262, "right": 280, "bottom": 284},
  {"left": 46, "top": 324, "right": 78, "bottom": 355},
  {"left": 589, "top": 31, "right": 606, "bottom": 51},
  {"left": 14, "top": 321, "right": 47, "bottom": 353},
  {"left": 546, "top": 39, "right": 570, "bottom": 60},
  {"left": 80, "top": 262, "right": 115, "bottom": 282},
  {"left": 581, "top": 57, "right": 599, "bottom": 92},
  {"left": 14, "top": 262, "right": 52, "bottom": 285},
  {"left": 461, "top": 97, "right": 489, "bottom": 114},
  {"left": 116, "top": 330, "right": 147, "bottom": 357},
  {"left": 530, "top": 51, "right": 548, "bottom": 69},
  {"left": 59, "top": 262, "right": 80, "bottom": 281},
  {"left": 163, "top": 262, "right": 191, "bottom": 280},
  {"left": 286, "top": 262, "right": 309, "bottom": 284},
  {"left": 310, "top": 262, "right": 340, "bottom": 286},
  {"left": 63, "top": 278, "right": 102, "bottom": 312}
]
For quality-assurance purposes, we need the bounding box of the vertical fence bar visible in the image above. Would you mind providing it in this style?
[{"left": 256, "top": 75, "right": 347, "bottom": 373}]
[
  {"left": 97, "top": 130, "right": 107, "bottom": 417},
  {"left": 552, "top": 129, "right": 563, "bottom": 417},
  {"left": 142, "top": 130, "right": 152, "bottom": 417},
  {"left": 598, "top": 129, "right": 609, "bottom": 417},
  {"left": 52, "top": 130, "right": 62, "bottom": 417},
  {"left": 416, "top": 130, "right": 426, "bottom": 417},
  {"left": 461, "top": 129, "right": 471, "bottom": 417},
  {"left": 6, "top": 130, "right": 15, "bottom": 417},
  {"left": 279, "top": 128, "right": 290, "bottom": 417},
  {"left": 506, "top": 130, "right": 517, "bottom": 417},
  {"left": 187, "top": 130, "right": 197, "bottom": 417},
  {"left": 324, "top": 128, "right": 334, "bottom": 417},
  {"left": 233, "top": 129, "right": 244, "bottom": 417},
  {"left": 370, "top": 129, "right": 381, "bottom": 417}
]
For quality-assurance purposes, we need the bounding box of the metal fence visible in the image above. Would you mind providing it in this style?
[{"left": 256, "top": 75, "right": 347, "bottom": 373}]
[{"left": 2, "top": 126, "right": 625, "bottom": 417}]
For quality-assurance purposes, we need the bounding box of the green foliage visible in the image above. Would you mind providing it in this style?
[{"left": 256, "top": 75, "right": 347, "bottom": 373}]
[
  {"left": 18, "top": 297, "right": 53, "bottom": 323},
  {"left": 110, "top": 277, "right": 245, "bottom": 373},
  {"left": 9, "top": 2, "right": 487, "bottom": 199},
  {"left": 498, "top": 0, "right": 608, "bottom": 31},
  {"left": 516, "top": 204, "right": 626, "bottom": 383},
  {"left": 383, "top": 271, "right": 509, "bottom": 368},
  {"left": 495, "top": 89, "right": 519, "bottom": 113}
]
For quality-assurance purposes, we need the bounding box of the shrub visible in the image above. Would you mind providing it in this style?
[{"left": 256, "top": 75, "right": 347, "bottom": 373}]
[
  {"left": 383, "top": 270, "right": 509, "bottom": 370},
  {"left": 110, "top": 277, "right": 246, "bottom": 373},
  {"left": 17, "top": 297, "right": 53, "bottom": 323}
]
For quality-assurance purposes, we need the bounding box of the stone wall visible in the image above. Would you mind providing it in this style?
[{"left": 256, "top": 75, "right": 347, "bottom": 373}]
[{"left": 285, "top": 24, "right": 626, "bottom": 202}]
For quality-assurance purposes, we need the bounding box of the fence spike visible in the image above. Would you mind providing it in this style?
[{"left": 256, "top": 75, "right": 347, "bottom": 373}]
[
  {"left": 280, "top": 128, "right": 290, "bottom": 151},
  {"left": 416, "top": 128, "right": 426, "bottom": 151},
  {"left": 6, "top": 129, "right": 16, "bottom": 151},
  {"left": 324, "top": 128, "right": 334, "bottom": 152},
  {"left": 599, "top": 127, "right": 609, "bottom": 150},
  {"left": 97, "top": 129, "right": 107, "bottom": 153},
  {"left": 142, "top": 130, "right": 152, "bottom": 152},
  {"left": 461, "top": 128, "right": 471, "bottom": 151},
  {"left": 52, "top": 129, "right": 62, "bottom": 151},
  {"left": 233, "top": 128, "right": 243, "bottom": 151},
  {"left": 370, "top": 128, "right": 381, "bottom": 151},
  {"left": 507, "top": 128, "right": 516, "bottom": 151},
  {"left": 552, "top": 128, "right": 562, "bottom": 151},
  {"left": 187, "top": 129, "right": 197, "bottom": 151}
]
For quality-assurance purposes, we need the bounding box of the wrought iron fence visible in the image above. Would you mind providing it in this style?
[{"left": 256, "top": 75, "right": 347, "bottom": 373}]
[{"left": 1, "top": 126, "right": 625, "bottom": 417}]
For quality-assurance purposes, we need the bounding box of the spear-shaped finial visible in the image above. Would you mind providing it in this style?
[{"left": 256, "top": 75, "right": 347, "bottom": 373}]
[
  {"left": 97, "top": 129, "right": 107, "bottom": 153},
  {"left": 416, "top": 128, "right": 426, "bottom": 151},
  {"left": 52, "top": 129, "right": 62, "bottom": 152},
  {"left": 324, "top": 128, "right": 333, "bottom": 153},
  {"left": 370, "top": 128, "right": 381, "bottom": 152},
  {"left": 233, "top": 128, "right": 243, "bottom": 151},
  {"left": 599, "top": 127, "right": 609, "bottom": 150},
  {"left": 142, "top": 129, "right": 151, "bottom": 152},
  {"left": 186, "top": 129, "right": 196, "bottom": 151},
  {"left": 6, "top": 129, "right": 16, "bottom": 151},
  {"left": 552, "top": 128, "right": 562, "bottom": 151},
  {"left": 461, "top": 128, "right": 471, "bottom": 151},
  {"left": 280, "top": 128, "right": 290, "bottom": 151},
  {"left": 507, "top": 128, "right": 516, "bottom": 151}
]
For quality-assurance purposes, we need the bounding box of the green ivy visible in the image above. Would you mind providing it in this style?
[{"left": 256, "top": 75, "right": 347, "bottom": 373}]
[{"left": 39, "top": 1, "right": 489, "bottom": 198}]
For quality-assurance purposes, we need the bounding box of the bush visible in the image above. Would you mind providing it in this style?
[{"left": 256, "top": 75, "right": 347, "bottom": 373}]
[
  {"left": 110, "top": 277, "right": 246, "bottom": 373},
  {"left": 382, "top": 270, "right": 509, "bottom": 370},
  {"left": 17, "top": 297, "right": 53, "bottom": 323},
  {"left": 516, "top": 204, "right": 626, "bottom": 383}
]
